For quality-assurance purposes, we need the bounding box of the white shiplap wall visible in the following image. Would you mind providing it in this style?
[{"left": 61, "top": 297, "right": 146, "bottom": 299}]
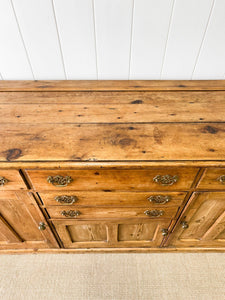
[{"left": 0, "top": 0, "right": 224, "bottom": 80}]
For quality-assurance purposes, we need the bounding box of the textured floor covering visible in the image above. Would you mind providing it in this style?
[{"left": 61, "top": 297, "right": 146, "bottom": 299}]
[{"left": 0, "top": 253, "right": 224, "bottom": 300}]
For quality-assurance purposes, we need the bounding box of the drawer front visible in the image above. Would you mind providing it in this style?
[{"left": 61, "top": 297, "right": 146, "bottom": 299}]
[
  {"left": 198, "top": 168, "right": 225, "bottom": 190},
  {"left": 0, "top": 170, "right": 27, "bottom": 190},
  {"left": 39, "top": 191, "right": 185, "bottom": 207},
  {"left": 26, "top": 168, "right": 198, "bottom": 191},
  {"left": 46, "top": 206, "right": 178, "bottom": 220}
]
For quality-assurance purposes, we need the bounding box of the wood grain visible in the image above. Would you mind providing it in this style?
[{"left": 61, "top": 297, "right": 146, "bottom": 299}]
[
  {"left": 197, "top": 168, "right": 225, "bottom": 190},
  {"left": 52, "top": 219, "right": 171, "bottom": 248},
  {"left": 0, "top": 191, "right": 58, "bottom": 249},
  {"left": 0, "top": 91, "right": 224, "bottom": 104},
  {"left": 0, "top": 80, "right": 224, "bottom": 91},
  {"left": 166, "top": 192, "right": 225, "bottom": 248},
  {"left": 26, "top": 168, "right": 198, "bottom": 191},
  {"left": 0, "top": 123, "right": 225, "bottom": 161},
  {"left": 0, "top": 170, "right": 27, "bottom": 190},
  {"left": 0, "top": 81, "right": 225, "bottom": 252},
  {"left": 46, "top": 205, "right": 178, "bottom": 220},
  {"left": 1, "top": 94, "right": 225, "bottom": 123},
  {"left": 0, "top": 161, "right": 223, "bottom": 169},
  {"left": 0, "top": 247, "right": 225, "bottom": 254},
  {"left": 0, "top": 214, "right": 22, "bottom": 243},
  {"left": 39, "top": 191, "right": 185, "bottom": 207}
]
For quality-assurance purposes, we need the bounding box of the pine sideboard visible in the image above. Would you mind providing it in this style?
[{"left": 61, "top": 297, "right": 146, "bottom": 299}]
[{"left": 0, "top": 80, "right": 225, "bottom": 253}]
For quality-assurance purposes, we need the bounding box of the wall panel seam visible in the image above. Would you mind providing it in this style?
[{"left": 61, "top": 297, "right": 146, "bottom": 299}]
[
  {"left": 51, "top": 0, "right": 67, "bottom": 79},
  {"left": 160, "top": 0, "right": 176, "bottom": 79},
  {"left": 128, "top": 0, "right": 135, "bottom": 80},
  {"left": 92, "top": 0, "right": 99, "bottom": 80},
  {"left": 10, "top": 0, "right": 35, "bottom": 80},
  {"left": 191, "top": 0, "right": 216, "bottom": 79}
]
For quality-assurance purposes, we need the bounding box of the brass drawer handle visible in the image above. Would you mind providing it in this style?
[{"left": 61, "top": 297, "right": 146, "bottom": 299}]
[
  {"left": 161, "top": 228, "right": 168, "bottom": 236},
  {"left": 47, "top": 175, "right": 73, "bottom": 187},
  {"left": 148, "top": 195, "right": 171, "bottom": 204},
  {"left": 38, "top": 222, "right": 47, "bottom": 231},
  {"left": 181, "top": 221, "right": 189, "bottom": 229},
  {"left": 0, "top": 176, "right": 8, "bottom": 186},
  {"left": 153, "top": 175, "right": 178, "bottom": 186},
  {"left": 55, "top": 195, "right": 78, "bottom": 204},
  {"left": 217, "top": 175, "right": 225, "bottom": 184},
  {"left": 61, "top": 210, "right": 81, "bottom": 218},
  {"left": 144, "top": 209, "right": 164, "bottom": 217}
]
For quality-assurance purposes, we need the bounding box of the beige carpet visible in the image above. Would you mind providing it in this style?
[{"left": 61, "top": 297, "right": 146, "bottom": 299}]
[{"left": 0, "top": 254, "right": 224, "bottom": 300}]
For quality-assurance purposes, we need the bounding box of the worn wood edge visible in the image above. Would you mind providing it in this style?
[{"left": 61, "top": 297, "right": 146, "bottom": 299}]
[
  {"left": 161, "top": 169, "right": 207, "bottom": 246},
  {"left": 163, "top": 192, "right": 197, "bottom": 247},
  {"left": 1, "top": 161, "right": 225, "bottom": 169},
  {"left": 0, "top": 247, "right": 224, "bottom": 254},
  {"left": 0, "top": 80, "right": 225, "bottom": 91}
]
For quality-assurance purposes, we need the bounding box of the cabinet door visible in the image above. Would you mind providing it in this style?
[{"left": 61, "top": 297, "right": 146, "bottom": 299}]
[
  {"left": 52, "top": 219, "right": 170, "bottom": 249},
  {"left": 166, "top": 192, "right": 225, "bottom": 248},
  {"left": 0, "top": 191, "right": 58, "bottom": 249}
]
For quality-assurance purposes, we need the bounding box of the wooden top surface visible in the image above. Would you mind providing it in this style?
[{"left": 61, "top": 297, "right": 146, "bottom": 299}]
[
  {"left": 0, "top": 80, "right": 225, "bottom": 163},
  {"left": 0, "top": 80, "right": 225, "bottom": 91}
]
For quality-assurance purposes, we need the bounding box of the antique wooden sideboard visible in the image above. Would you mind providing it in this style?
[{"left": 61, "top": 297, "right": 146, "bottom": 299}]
[{"left": 0, "top": 80, "right": 225, "bottom": 253}]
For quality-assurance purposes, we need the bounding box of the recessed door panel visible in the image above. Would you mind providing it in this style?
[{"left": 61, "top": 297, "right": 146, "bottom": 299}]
[{"left": 166, "top": 192, "right": 225, "bottom": 248}]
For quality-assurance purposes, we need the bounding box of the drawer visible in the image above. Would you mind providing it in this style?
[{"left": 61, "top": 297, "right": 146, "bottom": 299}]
[
  {"left": 197, "top": 168, "right": 225, "bottom": 190},
  {"left": 26, "top": 168, "right": 199, "bottom": 191},
  {"left": 39, "top": 191, "right": 185, "bottom": 207},
  {"left": 0, "top": 170, "right": 27, "bottom": 190},
  {"left": 46, "top": 205, "right": 179, "bottom": 220}
]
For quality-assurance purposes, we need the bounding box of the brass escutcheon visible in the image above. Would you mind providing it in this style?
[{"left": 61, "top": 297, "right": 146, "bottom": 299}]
[
  {"left": 153, "top": 175, "right": 178, "bottom": 186},
  {"left": 61, "top": 210, "right": 81, "bottom": 218},
  {"left": 55, "top": 195, "right": 78, "bottom": 204},
  {"left": 144, "top": 209, "right": 164, "bottom": 217},
  {"left": 47, "top": 175, "right": 73, "bottom": 187},
  {"left": 148, "top": 195, "right": 171, "bottom": 204}
]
